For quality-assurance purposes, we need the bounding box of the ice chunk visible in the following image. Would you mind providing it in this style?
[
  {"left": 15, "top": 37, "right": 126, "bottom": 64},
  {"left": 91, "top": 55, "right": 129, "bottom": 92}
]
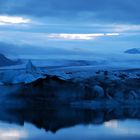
[{"left": 26, "top": 60, "right": 37, "bottom": 73}]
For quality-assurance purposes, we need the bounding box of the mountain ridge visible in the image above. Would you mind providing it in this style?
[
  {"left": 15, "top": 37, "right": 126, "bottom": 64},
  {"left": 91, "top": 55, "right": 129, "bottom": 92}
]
[{"left": 0, "top": 53, "right": 21, "bottom": 67}]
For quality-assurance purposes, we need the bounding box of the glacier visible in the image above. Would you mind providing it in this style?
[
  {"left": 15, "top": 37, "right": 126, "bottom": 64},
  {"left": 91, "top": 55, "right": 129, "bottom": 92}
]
[{"left": 0, "top": 59, "right": 139, "bottom": 109}]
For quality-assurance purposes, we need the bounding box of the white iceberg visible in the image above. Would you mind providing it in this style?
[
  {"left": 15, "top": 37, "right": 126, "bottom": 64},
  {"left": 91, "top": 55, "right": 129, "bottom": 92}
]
[{"left": 0, "top": 60, "right": 46, "bottom": 85}]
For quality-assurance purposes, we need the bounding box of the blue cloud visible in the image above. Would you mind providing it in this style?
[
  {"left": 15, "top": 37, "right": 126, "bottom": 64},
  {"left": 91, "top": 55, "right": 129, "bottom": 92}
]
[
  {"left": 0, "top": 0, "right": 139, "bottom": 24},
  {"left": 0, "top": 0, "right": 140, "bottom": 57}
]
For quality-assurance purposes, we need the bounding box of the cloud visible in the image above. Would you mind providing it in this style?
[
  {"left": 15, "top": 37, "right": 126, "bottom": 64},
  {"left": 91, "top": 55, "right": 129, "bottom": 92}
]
[
  {"left": 0, "top": 15, "right": 31, "bottom": 24},
  {"left": 48, "top": 33, "right": 120, "bottom": 40},
  {"left": 0, "top": 0, "right": 139, "bottom": 24},
  {"left": 114, "top": 24, "right": 140, "bottom": 32},
  {"left": 106, "top": 33, "right": 120, "bottom": 36},
  {"left": 0, "top": 0, "right": 139, "bottom": 57}
]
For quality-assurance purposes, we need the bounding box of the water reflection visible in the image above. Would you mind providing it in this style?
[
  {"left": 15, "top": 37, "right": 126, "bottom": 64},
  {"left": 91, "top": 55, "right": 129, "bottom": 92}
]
[
  {"left": 0, "top": 106, "right": 140, "bottom": 140},
  {"left": 0, "top": 67, "right": 140, "bottom": 140},
  {"left": 1, "top": 106, "right": 140, "bottom": 132},
  {"left": 0, "top": 83, "right": 140, "bottom": 140},
  {"left": 0, "top": 119, "right": 140, "bottom": 140}
]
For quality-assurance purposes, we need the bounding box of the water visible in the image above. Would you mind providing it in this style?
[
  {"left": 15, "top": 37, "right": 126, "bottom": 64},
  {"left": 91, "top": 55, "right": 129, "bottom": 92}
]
[
  {"left": 0, "top": 119, "right": 140, "bottom": 140},
  {"left": 0, "top": 107, "right": 140, "bottom": 140}
]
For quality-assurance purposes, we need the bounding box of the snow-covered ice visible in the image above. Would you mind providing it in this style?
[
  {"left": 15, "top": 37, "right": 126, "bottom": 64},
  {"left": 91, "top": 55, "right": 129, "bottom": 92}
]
[
  {"left": 0, "top": 60, "right": 46, "bottom": 85},
  {"left": 0, "top": 57, "right": 139, "bottom": 85}
]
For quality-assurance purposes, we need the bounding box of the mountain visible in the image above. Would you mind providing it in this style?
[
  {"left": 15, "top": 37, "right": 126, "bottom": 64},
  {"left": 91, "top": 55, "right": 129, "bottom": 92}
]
[
  {"left": 0, "top": 42, "right": 93, "bottom": 57},
  {"left": 125, "top": 48, "right": 140, "bottom": 54},
  {"left": 0, "top": 53, "right": 21, "bottom": 67}
]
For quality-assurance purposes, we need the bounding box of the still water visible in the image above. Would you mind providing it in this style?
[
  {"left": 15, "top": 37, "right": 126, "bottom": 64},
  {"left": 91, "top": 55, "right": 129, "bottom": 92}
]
[
  {"left": 0, "top": 107, "right": 140, "bottom": 140},
  {"left": 0, "top": 119, "right": 140, "bottom": 140}
]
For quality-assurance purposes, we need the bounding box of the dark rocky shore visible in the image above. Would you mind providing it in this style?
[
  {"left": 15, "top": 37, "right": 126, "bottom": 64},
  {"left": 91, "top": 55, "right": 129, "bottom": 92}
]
[{"left": 0, "top": 69, "right": 139, "bottom": 109}]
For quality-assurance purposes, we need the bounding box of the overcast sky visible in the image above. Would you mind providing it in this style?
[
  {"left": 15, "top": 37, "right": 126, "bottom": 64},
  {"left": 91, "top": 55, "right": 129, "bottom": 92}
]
[{"left": 0, "top": 0, "right": 140, "bottom": 57}]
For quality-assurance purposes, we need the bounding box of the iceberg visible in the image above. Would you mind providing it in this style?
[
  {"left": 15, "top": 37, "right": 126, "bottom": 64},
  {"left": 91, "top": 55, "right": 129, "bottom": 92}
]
[{"left": 0, "top": 60, "right": 46, "bottom": 85}]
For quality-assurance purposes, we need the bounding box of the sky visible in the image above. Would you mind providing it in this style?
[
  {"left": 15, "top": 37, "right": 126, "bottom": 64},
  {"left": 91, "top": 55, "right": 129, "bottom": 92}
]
[{"left": 0, "top": 0, "right": 140, "bottom": 58}]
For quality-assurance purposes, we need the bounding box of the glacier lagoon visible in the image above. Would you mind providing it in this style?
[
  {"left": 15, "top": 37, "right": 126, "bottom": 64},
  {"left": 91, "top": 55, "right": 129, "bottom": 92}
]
[{"left": 0, "top": 59, "right": 140, "bottom": 140}]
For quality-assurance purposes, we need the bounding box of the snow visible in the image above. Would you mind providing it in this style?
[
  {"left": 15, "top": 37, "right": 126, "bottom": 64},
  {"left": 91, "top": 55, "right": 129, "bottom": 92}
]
[
  {"left": 47, "top": 71, "right": 71, "bottom": 80},
  {"left": 12, "top": 73, "right": 45, "bottom": 84},
  {"left": 0, "top": 58, "right": 139, "bottom": 85},
  {"left": 0, "top": 60, "right": 46, "bottom": 85}
]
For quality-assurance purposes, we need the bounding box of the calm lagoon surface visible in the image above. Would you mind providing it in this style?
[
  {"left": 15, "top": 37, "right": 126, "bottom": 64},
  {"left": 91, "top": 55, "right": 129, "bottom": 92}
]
[{"left": 0, "top": 117, "right": 140, "bottom": 140}]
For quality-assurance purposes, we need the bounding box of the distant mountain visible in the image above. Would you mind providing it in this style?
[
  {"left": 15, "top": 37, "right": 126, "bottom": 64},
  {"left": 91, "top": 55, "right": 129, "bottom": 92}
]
[
  {"left": 0, "top": 42, "right": 93, "bottom": 56},
  {"left": 0, "top": 53, "right": 21, "bottom": 67},
  {"left": 125, "top": 48, "right": 140, "bottom": 54}
]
